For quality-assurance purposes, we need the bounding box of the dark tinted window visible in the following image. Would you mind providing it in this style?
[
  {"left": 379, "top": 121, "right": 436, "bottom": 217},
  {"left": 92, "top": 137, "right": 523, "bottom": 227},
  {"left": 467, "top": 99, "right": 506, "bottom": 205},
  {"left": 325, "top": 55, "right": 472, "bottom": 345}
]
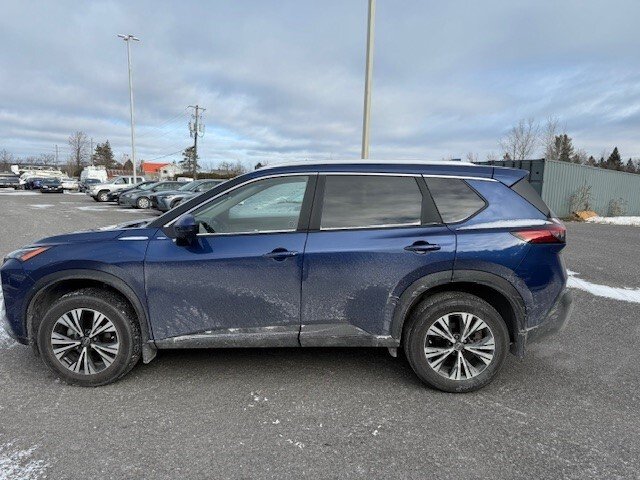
[
  {"left": 511, "top": 178, "right": 550, "bottom": 217},
  {"left": 425, "top": 177, "right": 485, "bottom": 223},
  {"left": 320, "top": 175, "right": 422, "bottom": 229}
]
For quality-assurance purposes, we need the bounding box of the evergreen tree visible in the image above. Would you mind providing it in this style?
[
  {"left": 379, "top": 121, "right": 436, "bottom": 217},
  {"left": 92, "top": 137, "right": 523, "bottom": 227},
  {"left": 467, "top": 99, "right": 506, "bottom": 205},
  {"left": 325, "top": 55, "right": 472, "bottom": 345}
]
[
  {"left": 598, "top": 157, "right": 607, "bottom": 169},
  {"left": 180, "top": 146, "right": 199, "bottom": 174},
  {"left": 625, "top": 158, "right": 637, "bottom": 174},
  {"left": 559, "top": 134, "right": 574, "bottom": 162},
  {"left": 92, "top": 141, "right": 116, "bottom": 168},
  {"left": 586, "top": 156, "right": 597, "bottom": 167},
  {"left": 606, "top": 147, "right": 623, "bottom": 170}
]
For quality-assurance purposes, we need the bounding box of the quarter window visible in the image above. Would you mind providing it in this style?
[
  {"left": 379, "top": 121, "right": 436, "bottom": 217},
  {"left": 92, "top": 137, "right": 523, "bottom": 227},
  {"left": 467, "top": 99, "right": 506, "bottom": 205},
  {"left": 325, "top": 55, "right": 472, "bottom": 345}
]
[
  {"left": 425, "top": 177, "right": 485, "bottom": 223},
  {"left": 320, "top": 175, "right": 423, "bottom": 229},
  {"left": 192, "top": 176, "right": 309, "bottom": 234}
]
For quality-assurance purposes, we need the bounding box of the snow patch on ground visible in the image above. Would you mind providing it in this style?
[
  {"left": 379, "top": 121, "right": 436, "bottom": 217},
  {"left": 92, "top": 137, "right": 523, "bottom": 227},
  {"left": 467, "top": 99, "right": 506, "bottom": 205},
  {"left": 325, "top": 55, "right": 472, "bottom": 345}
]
[
  {"left": 585, "top": 216, "right": 640, "bottom": 227},
  {"left": 0, "top": 442, "right": 48, "bottom": 480},
  {"left": 0, "top": 288, "right": 16, "bottom": 348},
  {"left": 567, "top": 271, "right": 640, "bottom": 304},
  {"left": 29, "top": 204, "right": 54, "bottom": 209}
]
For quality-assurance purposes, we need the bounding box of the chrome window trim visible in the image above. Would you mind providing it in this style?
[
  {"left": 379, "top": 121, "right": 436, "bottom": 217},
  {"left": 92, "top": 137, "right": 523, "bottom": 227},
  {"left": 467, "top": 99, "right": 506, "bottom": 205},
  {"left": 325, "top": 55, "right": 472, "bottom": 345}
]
[{"left": 162, "top": 171, "right": 496, "bottom": 231}]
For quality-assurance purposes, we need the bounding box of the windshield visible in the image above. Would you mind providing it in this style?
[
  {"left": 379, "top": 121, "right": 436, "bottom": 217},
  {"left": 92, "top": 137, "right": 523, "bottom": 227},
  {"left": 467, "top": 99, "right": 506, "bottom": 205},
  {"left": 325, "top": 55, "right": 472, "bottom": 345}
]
[
  {"left": 138, "top": 182, "right": 158, "bottom": 191},
  {"left": 43, "top": 178, "right": 60, "bottom": 184}
]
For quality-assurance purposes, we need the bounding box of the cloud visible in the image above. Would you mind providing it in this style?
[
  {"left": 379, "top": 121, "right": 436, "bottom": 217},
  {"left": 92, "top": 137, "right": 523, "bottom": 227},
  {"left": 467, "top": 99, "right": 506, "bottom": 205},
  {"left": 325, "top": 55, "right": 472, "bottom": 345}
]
[{"left": 2, "top": 0, "right": 640, "bottom": 169}]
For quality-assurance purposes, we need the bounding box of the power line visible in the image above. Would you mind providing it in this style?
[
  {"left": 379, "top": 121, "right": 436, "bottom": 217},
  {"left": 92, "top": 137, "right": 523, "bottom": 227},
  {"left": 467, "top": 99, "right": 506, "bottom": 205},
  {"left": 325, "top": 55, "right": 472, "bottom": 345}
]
[{"left": 137, "top": 108, "right": 189, "bottom": 139}]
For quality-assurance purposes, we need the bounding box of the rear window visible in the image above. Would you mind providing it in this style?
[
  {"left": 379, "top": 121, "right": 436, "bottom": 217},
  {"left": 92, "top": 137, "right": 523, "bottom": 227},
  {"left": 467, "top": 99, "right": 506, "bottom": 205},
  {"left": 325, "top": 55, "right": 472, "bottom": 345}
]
[
  {"left": 425, "top": 177, "right": 485, "bottom": 223},
  {"left": 320, "top": 175, "right": 423, "bottom": 229},
  {"left": 511, "top": 178, "right": 550, "bottom": 217}
]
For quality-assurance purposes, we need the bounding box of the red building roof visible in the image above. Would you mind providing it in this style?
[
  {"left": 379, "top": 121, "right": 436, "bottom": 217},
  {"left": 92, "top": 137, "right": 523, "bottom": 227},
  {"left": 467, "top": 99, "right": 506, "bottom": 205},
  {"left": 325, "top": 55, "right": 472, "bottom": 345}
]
[{"left": 141, "top": 162, "right": 170, "bottom": 174}]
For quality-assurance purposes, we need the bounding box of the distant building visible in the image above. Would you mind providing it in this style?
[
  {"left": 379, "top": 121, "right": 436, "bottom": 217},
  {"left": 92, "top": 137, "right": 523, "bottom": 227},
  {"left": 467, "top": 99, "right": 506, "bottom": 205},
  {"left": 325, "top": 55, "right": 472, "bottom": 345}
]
[{"left": 140, "top": 161, "right": 183, "bottom": 180}]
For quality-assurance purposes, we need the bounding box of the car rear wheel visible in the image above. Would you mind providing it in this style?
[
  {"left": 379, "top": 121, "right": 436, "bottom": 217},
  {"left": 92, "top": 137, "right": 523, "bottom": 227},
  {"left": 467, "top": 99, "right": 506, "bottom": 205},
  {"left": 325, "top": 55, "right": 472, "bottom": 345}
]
[
  {"left": 37, "top": 288, "right": 141, "bottom": 386},
  {"left": 403, "top": 292, "right": 509, "bottom": 393},
  {"left": 96, "top": 190, "right": 109, "bottom": 202},
  {"left": 136, "top": 196, "right": 150, "bottom": 209}
]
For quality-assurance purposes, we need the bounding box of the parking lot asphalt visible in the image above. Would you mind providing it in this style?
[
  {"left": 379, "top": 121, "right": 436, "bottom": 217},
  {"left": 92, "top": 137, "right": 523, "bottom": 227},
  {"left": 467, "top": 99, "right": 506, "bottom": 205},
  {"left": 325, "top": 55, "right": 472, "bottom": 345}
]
[{"left": 0, "top": 190, "right": 638, "bottom": 479}]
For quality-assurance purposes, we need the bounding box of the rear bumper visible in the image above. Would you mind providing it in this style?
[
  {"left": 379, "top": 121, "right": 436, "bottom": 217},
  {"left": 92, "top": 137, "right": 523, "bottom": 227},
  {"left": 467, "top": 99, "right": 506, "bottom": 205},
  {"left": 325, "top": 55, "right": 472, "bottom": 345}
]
[{"left": 515, "top": 288, "right": 572, "bottom": 355}]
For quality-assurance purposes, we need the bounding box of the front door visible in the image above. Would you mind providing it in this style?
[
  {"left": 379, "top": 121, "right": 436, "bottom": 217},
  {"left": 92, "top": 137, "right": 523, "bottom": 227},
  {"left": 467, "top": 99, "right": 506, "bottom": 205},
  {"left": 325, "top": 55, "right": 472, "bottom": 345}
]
[{"left": 145, "top": 175, "right": 315, "bottom": 346}]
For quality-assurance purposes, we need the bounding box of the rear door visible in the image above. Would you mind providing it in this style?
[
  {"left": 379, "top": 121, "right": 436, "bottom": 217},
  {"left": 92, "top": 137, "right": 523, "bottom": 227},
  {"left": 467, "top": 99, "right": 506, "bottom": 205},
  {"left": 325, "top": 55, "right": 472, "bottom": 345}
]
[{"left": 300, "top": 173, "right": 456, "bottom": 345}]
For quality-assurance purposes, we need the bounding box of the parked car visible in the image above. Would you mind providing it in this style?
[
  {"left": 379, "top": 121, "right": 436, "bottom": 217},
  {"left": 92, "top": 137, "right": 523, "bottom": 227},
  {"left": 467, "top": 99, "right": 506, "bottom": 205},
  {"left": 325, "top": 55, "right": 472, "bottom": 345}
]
[
  {"left": 24, "top": 177, "right": 45, "bottom": 190},
  {"left": 151, "top": 179, "right": 225, "bottom": 212},
  {"left": 79, "top": 178, "right": 102, "bottom": 192},
  {"left": 40, "top": 178, "right": 64, "bottom": 193},
  {"left": 118, "top": 181, "right": 187, "bottom": 208},
  {"left": 61, "top": 178, "right": 80, "bottom": 190},
  {"left": 87, "top": 176, "right": 146, "bottom": 202},
  {"left": 0, "top": 175, "right": 20, "bottom": 189},
  {"left": 0, "top": 161, "right": 572, "bottom": 390},
  {"left": 107, "top": 181, "right": 157, "bottom": 202}
]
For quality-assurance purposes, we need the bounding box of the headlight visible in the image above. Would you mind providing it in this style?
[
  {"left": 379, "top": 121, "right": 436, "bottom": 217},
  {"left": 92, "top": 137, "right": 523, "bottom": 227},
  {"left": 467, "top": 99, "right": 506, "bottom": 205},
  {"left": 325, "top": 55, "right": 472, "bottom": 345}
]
[
  {"left": 164, "top": 195, "right": 180, "bottom": 202},
  {"left": 5, "top": 246, "right": 50, "bottom": 262}
]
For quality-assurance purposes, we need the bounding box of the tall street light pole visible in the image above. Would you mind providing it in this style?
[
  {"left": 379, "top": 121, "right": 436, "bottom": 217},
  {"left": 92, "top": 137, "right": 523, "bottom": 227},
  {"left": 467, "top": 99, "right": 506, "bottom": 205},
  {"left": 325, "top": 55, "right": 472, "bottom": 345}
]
[
  {"left": 361, "top": 0, "right": 376, "bottom": 159},
  {"left": 117, "top": 34, "right": 140, "bottom": 182}
]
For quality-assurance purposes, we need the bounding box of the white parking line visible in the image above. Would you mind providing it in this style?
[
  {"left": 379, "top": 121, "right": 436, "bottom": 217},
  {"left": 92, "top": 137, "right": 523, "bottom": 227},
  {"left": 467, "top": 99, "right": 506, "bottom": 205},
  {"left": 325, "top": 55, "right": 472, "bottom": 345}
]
[{"left": 567, "top": 270, "right": 640, "bottom": 303}]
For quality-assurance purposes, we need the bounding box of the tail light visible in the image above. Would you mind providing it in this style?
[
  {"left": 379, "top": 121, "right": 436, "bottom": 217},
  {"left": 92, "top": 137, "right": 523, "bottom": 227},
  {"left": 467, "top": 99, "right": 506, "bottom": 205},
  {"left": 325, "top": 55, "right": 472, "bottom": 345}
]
[{"left": 512, "top": 223, "right": 566, "bottom": 244}]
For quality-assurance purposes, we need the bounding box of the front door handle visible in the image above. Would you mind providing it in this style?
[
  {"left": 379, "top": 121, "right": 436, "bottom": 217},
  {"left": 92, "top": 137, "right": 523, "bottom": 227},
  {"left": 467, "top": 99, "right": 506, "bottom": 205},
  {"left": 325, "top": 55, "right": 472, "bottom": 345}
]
[
  {"left": 404, "top": 241, "right": 441, "bottom": 254},
  {"left": 264, "top": 248, "right": 299, "bottom": 260}
]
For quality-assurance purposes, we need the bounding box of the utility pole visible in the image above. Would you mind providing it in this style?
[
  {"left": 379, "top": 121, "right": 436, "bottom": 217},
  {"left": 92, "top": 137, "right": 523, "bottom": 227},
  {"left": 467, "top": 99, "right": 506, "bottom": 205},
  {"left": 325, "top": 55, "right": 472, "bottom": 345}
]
[
  {"left": 117, "top": 34, "right": 140, "bottom": 181},
  {"left": 90, "top": 137, "right": 94, "bottom": 166},
  {"left": 55, "top": 145, "right": 58, "bottom": 164},
  {"left": 188, "top": 105, "right": 205, "bottom": 179},
  {"left": 361, "top": 0, "right": 376, "bottom": 159}
]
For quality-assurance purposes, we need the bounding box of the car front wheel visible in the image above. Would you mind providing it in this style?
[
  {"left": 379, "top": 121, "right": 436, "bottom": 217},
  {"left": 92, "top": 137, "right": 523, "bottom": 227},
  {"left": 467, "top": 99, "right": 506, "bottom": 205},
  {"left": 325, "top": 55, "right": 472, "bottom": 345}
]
[
  {"left": 96, "top": 190, "right": 109, "bottom": 202},
  {"left": 37, "top": 288, "right": 141, "bottom": 386},
  {"left": 136, "top": 196, "right": 150, "bottom": 209},
  {"left": 403, "top": 292, "right": 509, "bottom": 393}
]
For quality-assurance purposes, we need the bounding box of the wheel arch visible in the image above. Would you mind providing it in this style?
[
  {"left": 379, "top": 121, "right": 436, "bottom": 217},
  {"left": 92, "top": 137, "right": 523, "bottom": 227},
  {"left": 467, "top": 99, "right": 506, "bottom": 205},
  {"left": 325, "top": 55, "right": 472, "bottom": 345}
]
[
  {"left": 24, "top": 269, "right": 157, "bottom": 363},
  {"left": 389, "top": 270, "right": 527, "bottom": 356}
]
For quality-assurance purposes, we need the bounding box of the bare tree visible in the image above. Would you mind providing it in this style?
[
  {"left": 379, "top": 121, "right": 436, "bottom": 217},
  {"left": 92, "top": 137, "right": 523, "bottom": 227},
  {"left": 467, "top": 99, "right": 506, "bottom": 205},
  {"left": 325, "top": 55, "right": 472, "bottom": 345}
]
[
  {"left": 486, "top": 151, "right": 498, "bottom": 162},
  {"left": 38, "top": 153, "right": 56, "bottom": 166},
  {"left": 542, "top": 117, "right": 561, "bottom": 161},
  {"left": 0, "top": 149, "right": 14, "bottom": 172},
  {"left": 499, "top": 118, "right": 540, "bottom": 160},
  {"left": 68, "top": 131, "right": 89, "bottom": 175},
  {"left": 465, "top": 152, "right": 479, "bottom": 163}
]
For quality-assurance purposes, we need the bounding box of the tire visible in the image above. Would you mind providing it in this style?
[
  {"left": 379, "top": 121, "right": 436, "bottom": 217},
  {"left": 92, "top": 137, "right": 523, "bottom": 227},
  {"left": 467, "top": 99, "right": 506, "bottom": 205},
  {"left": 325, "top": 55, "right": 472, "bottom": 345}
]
[
  {"left": 37, "top": 288, "right": 141, "bottom": 387},
  {"left": 96, "top": 190, "right": 109, "bottom": 202},
  {"left": 403, "top": 292, "right": 509, "bottom": 393},
  {"left": 136, "top": 196, "right": 150, "bottom": 209}
]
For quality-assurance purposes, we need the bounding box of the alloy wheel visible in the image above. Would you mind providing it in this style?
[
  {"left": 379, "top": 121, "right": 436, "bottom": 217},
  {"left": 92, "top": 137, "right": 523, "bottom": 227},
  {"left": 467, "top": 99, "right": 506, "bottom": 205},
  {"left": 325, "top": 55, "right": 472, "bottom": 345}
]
[
  {"left": 50, "top": 308, "right": 120, "bottom": 375},
  {"left": 424, "top": 312, "right": 495, "bottom": 381},
  {"left": 137, "top": 197, "right": 150, "bottom": 209}
]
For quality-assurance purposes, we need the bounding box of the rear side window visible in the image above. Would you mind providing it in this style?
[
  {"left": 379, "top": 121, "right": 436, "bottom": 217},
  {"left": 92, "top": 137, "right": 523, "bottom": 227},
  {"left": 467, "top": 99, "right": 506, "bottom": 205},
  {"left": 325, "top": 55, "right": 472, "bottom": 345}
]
[
  {"left": 320, "top": 175, "right": 423, "bottom": 229},
  {"left": 425, "top": 177, "right": 485, "bottom": 223},
  {"left": 511, "top": 178, "right": 550, "bottom": 217}
]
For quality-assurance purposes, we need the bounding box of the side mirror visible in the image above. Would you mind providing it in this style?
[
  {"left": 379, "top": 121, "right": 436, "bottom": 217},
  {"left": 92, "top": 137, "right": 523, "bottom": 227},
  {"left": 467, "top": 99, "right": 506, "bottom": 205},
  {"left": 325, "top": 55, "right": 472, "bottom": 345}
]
[{"left": 173, "top": 214, "right": 198, "bottom": 246}]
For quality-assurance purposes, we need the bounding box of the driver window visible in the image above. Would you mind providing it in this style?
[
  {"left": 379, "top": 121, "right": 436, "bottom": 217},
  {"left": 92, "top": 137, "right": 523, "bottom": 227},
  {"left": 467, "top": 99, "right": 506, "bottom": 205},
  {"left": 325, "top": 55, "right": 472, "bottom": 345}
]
[
  {"left": 114, "top": 178, "right": 126, "bottom": 184},
  {"left": 191, "top": 176, "right": 309, "bottom": 234}
]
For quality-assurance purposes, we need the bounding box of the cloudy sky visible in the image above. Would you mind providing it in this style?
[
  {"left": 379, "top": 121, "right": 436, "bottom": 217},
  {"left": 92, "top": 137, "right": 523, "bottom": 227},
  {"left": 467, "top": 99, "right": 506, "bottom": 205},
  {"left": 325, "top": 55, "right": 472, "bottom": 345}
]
[{"left": 1, "top": 0, "right": 640, "bottom": 168}]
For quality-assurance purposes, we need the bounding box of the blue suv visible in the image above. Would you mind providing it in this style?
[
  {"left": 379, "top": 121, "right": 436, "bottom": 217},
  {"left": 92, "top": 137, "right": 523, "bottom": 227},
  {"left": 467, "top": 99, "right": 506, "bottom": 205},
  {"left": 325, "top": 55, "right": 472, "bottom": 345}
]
[{"left": 1, "top": 161, "right": 572, "bottom": 392}]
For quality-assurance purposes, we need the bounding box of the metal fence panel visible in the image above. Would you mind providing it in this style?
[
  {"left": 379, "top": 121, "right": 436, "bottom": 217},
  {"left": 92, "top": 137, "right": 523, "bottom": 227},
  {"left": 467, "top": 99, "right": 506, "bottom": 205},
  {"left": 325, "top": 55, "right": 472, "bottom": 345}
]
[{"left": 542, "top": 160, "right": 640, "bottom": 217}]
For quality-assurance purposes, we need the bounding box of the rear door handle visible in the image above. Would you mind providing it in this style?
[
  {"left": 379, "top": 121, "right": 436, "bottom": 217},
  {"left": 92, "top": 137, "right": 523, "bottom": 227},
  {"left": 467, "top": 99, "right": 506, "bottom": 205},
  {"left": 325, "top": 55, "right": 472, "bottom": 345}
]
[
  {"left": 404, "top": 241, "right": 441, "bottom": 254},
  {"left": 264, "top": 248, "right": 299, "bottom": 260}
]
